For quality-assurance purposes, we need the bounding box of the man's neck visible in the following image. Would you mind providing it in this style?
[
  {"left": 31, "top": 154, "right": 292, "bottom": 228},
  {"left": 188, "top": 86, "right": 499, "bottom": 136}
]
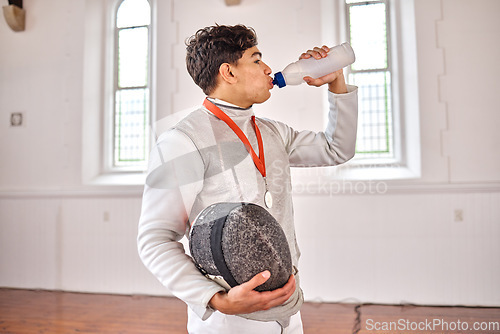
[
  {"left": 209, "top": 98, "right": 248, "bottom": 109},
  {"left": 208, "top": 85, "right": 252, "bottom": 108}
]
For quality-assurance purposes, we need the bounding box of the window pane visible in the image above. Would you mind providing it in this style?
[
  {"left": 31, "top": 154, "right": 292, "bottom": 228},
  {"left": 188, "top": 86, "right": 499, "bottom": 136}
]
[
  {"left": 346, "top": 0, "right": 379, "bottom": 3},
  {"left": 118, "top": 27, "right": 149, "bottom": 88},
  {"left": 349, "top": 2, "right": 388, "bottom": 71},
  {"left": 117, "top": 0, "right": 150, "bottom": 28},
  {"left": 115, "top": 88, "right": 149, "bottom": 165},
  {"left": 349, "top": 71, "right": 393, "bottom": 158}
]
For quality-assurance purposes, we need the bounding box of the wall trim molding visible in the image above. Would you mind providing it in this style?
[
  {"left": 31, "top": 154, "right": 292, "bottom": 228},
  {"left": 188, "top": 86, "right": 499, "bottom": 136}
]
[
  {"left": 292, "top": 179, "right": 500, "bottom": 197},
  {"left": 0, "top": 182, "right": 499, "bottom": 199},
  {"left": 0, "top": 186, "right": 143, "bottom": 199}
]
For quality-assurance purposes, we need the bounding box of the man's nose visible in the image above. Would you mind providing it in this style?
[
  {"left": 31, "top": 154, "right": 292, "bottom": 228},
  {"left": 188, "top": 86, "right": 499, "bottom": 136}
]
[{"left": 263, "top": 62, "right": 272, "bottom": 75}]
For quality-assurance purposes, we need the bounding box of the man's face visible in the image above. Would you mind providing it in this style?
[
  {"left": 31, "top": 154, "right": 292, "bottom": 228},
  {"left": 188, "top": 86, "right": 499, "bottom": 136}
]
[{"left": 231, "top": 46, "right": 274, "bottom": 107}]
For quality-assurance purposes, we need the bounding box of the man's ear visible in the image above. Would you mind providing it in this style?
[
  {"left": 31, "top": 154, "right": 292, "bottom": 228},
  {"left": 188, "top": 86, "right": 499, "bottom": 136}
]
[{"left": 218, "top": 63, "right": 237, "bottom": 84}]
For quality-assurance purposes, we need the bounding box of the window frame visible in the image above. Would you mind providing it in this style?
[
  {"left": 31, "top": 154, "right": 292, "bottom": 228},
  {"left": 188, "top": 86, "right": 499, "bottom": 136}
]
[
  {"left": 343, "top": 0, "right": 419, "bottom": 175},
  {"left": 105, "top": 0, "right": 153, "bottom": 173},
  {"left": 82, "top": 0, "right": 156, "bottom": 186},
  {"left": 344, "top": 0, "right": 397, "bottom": 162},
  {"left": 308, "top": 0, "right": 421, "bottom": 181}
]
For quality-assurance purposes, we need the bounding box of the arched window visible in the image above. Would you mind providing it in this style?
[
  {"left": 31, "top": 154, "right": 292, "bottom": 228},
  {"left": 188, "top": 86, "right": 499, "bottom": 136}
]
[{"left": 112, "top": 0, "right": 151, "bottom": 169}]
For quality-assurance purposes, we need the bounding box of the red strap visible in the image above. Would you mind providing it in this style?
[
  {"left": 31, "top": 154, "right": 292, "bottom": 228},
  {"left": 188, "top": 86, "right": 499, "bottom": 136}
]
[{"left": 203, "top": 99, "right": 266, "bottom": 178}]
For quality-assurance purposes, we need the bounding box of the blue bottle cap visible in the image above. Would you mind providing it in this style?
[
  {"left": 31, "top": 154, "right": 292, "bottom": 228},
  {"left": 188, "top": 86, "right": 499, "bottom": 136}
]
[{"left": 272, "top": 72, "right": 286, "bottom": 88}]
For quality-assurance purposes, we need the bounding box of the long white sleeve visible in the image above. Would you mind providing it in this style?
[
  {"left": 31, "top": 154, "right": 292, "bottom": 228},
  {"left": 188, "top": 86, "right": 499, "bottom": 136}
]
[
  {"left": 264, "top": 85, "right": 358, "bottom": 166},
  {"left": 137, "top": 129, "right": 225, "bottom": 320}
]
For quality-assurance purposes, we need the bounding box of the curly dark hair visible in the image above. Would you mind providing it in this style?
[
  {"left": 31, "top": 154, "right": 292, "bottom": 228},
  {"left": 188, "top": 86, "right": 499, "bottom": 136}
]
[{"left": 185, "top": 24, "right": 258, "bottom": 95}]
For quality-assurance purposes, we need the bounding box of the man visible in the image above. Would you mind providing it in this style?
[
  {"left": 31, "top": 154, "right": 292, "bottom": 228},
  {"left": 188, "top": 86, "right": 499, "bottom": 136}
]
[{"left": 138, "top": 24, "right": 358, "bottom": 333}]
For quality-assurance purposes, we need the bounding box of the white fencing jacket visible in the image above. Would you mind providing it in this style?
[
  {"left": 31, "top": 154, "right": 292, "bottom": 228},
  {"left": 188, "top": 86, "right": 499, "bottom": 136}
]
[{"left": 137, "top": 85, "right": 358, "bottom": 324}]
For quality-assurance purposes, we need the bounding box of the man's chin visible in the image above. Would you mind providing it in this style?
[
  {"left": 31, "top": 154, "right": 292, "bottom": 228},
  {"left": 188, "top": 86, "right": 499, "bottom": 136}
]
[{"left": 255, "top": 92, "right": 272, "bottom": 105}]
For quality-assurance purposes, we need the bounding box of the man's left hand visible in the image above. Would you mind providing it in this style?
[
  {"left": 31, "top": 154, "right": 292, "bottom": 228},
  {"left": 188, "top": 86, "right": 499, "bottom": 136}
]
[{"left": 300, "top": 45, "right": 348, "bottom": 94}]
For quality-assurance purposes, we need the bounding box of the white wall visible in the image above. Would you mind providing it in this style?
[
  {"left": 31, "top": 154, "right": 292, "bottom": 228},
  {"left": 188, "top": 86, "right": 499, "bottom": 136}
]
[{"left": 1, "top": 0, "right": 499, "bottom": 306}]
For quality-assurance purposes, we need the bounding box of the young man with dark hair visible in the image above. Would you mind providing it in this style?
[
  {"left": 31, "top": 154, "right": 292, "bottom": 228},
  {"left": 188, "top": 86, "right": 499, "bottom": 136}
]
[{"left": 138, "top": 24, "right": 358, "bottom": 333}]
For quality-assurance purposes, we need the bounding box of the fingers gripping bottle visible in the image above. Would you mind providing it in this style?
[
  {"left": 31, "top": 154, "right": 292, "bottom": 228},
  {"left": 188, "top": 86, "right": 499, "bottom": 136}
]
[{"left": 272, "top": 43, "right": 355, "bottom": 88}]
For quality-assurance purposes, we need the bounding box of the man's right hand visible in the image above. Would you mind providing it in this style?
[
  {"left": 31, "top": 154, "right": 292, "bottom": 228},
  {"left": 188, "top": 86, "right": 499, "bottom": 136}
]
[{"left": 208, "top": 271, "right": 296, "bottom": 315}]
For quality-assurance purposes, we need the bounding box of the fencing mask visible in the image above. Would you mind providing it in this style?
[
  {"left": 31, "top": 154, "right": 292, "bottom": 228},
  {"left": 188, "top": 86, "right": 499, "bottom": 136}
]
[{"left": 189, "top": 202, "right": 292, "bottom": 292}]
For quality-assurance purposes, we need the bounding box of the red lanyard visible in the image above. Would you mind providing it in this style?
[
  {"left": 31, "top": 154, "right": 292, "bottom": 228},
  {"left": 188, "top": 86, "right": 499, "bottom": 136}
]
[{"left": 203, "top": 98, "right": 266, "bottom": 178}]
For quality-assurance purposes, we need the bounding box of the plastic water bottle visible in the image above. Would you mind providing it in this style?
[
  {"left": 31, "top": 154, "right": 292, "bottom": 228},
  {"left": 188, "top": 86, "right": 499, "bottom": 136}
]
[{"left": 272, "top": 43, "right": 355, "bottom": 88}]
